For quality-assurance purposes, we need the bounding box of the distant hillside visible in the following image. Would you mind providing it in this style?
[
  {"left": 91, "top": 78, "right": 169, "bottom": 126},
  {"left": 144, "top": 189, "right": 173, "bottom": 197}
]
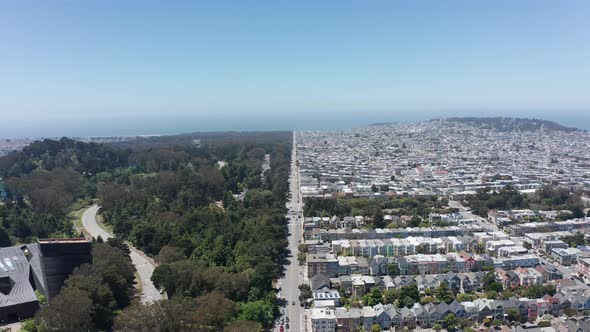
[{"left": 435, "top": 117, "right": 580, "bottom": 132}]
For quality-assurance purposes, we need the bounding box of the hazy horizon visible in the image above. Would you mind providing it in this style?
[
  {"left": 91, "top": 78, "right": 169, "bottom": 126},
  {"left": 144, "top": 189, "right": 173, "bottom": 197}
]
[
  {"left": 2, "top": 110, "right": 589, "bottom": 139},
  {"left": 1, "top": 1, "right": 589, "bottom": 138}
]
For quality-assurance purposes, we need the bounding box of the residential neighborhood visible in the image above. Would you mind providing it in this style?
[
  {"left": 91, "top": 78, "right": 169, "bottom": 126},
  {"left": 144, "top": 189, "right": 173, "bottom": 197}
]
[{"left": 294, "top": 121, "right": 590, "bottom": 331}]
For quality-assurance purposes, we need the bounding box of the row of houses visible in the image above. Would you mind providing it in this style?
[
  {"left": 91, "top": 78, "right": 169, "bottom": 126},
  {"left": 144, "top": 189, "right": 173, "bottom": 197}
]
[
  {"left": 305, "top": 225, "right": 484, "bottom": 242},
  {"left": 329, "top": 232, "right": 584, "bottom": 261},
  {"left": 307, "top": 212, "right": 472, "bottom": 231},
  {"left": 311, "top": 266, "right": 564, "bottom": 308},
  {"left": 487, "top": 209, "right": 575, "bottom": 226},
  {"left": 307, "top": 250, "right": 544, "bottom": 278},
  {"left": 316, "top": 230, "right": 550, "bottom": 260},
  {"left": 331, "top": 236, "right": 465, "bottom": 257},
  {"left": 397, "top": 252, "right": 540, "bottom": 275},
  {"left": 309, "top": 292, "right": 590, "bottom": 332},
  {"left": 508, "top": 218, "right": 590, "bottom": 236}
]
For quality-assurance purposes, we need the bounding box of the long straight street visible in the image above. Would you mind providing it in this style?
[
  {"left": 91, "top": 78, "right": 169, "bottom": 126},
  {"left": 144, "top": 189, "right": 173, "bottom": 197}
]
[{"left": 276, "top": 132, "right": 305, "bottom": 332}]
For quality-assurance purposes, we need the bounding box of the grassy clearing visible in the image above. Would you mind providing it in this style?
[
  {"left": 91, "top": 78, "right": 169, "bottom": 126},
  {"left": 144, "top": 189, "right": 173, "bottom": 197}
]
[
  {"left": 67, "top": 198, "right": 104, "bottom": 238},
  {"left": 68, "top": 200, "right": 90, "bottom": 237},
  {"left": 95, "top": 213, "right": 114, "bottom": 234}
]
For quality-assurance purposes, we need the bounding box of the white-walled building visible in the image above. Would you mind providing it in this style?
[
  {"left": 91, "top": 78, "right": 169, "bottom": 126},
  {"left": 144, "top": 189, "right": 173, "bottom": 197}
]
[{"left": 310, "top": 307, "right": 336, "bottom": 332}]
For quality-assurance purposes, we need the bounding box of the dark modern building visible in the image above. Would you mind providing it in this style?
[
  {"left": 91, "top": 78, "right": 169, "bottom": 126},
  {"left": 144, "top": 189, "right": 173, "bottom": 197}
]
[{"left": 0, "top": 238, "right": 92, "bottom": 322}]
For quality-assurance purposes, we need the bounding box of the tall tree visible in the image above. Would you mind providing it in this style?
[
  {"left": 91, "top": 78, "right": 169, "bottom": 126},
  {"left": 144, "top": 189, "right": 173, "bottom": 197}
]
[
  {"left": 35, "top": 287, "right": 94, "bottom": 331},
  {"left": 372, "top": 208, "right": 385, "bottom": 228},
  {"left": 64, "top": 271, "right": 117, "bottom": 330}
]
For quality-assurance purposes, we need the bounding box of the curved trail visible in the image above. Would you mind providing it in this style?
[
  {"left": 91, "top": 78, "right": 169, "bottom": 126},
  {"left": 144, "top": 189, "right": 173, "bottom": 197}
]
[{"left": 81, "top": 205, "right": 164, "bottom": 303}]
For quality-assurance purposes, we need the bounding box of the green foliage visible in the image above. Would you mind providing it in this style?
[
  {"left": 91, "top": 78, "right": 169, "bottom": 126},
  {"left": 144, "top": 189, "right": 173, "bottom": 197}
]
[
  {"left": 485, "top": 290, "right": 498, "bottom": 299},
  {"left": 383, "top": 288, "right": 398, "bottom": 304},
  {"left": 371, "top": 324, "right": 382, "bottom": 332},
  {"left": 459, "top": 318, "right": 473, "bottom": 329},
  {"left": 35, "top": 242, "right": 134, "bottom": 331},
  {"left": 444, "top": 313, "right": 458, "bottom": 331},
  {"left": 456, "top": 292, "right": 476, "bottom": 302},
  {"left": 224, "top": 320, "right": 262, "bottom": 332},
  {"left": 483, "top": 271, "right": 497, "bottom": 288},
  {"left": 297, "top": 243, "right": 308, "bottom": 265},
  {"left": 434, "top": 282, "right": 455, "bottom": 304},
  {"left": 194, "top": 291, "right": 240, "bottom": 331},
  {"left": 500, "top": 289, "right": 515, "bottom": 300},
  {"left": 63, "top": 271, "right": 117, "bottom": 330},
  {"left": 34, "top": 290, "right": 46, "bottom": 305},
  {"left": 363, "top": 287, "right": 383, "bottom": 306},
  {"left": 571, "top": 207, "right": 585, "bottom": 218},
  {"left": 372, "top": 208, "right": 385, "bottom": 228},
  {"left": 5, "top": 168, "right": 82, "bottom": 214},
  {"left": 155, "top": 245, "right": 185, "bottom": 264},
  {"left": 387, "top": 263, "right": 400, "bottom": 277},
  {"left": 35, "top": 287, "right": 94, "bottom": 331},
  {"left": 464, "top": 186, "right": 527, "bottom": 217},
  {"left": 114, "top": 293, "right": 247, "bottom": 331},
  {"left": 522, "top": 284, "right": 556, "bottom": 299},
  {"left": 238, "top": 293, "right": 278, "bottom": 328},
  {"left": 91, "top": 243, "right": 135, "bottom": 308},
  {"left": 297, "top": 251, "right": 307, "bottom": 265},
  {"left": 303, "top": 195, "right": 441, "bottom": 219},
  {"left": 299, "top": 284, "right": 313, "bottom": 303},
  {"left": 0, "top": 202, "right": 74, "bottom": 243},
  {"left": 0, "top": 227, "right": 12, "bottom": 247},
  {"left": 19, "top": 319, "right": 38, "bottom": 332},
  {"left": 446, "top": 117, "right": 578, "bottom": 132},
  {"left": 533, "top": 185, "right": 585, "bottom": 211},
  {"left": 537, "top": 320, "right": 551, "bottom": 327},
  {"left": 152, "top": 260, "right": 251, "bottom": 301},
  {"left": 113, "top": 300, "right": 169, "bottom": 331},
  {"left": 561, "top": 232, "right": 586, "bottom": 248},
  {"left": 486, "top": 281, "right": 503, "bottom": 293},
  {"left": 420, "top": 296, "right": 435, "bottom": 305},
  {"left": 505, "top": 308, "right": 521, "bottom": 323},
  {"left": 3, "top": 132, "right": 292, "bottom": 329},
  {"left": 564, "top": 308, "right": 577, "bottom": 317},
  {"left": 464, "top": 184, "right": 585, "bottom": 218},
  {"left": 397, "top": 284, "right": 419, "bottom": 308}
]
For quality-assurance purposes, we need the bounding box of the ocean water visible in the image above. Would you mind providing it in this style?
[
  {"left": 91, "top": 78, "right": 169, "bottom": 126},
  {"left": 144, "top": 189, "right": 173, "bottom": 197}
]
[{"left": 2, "top": 110, "right": 589, "bottom": 138}]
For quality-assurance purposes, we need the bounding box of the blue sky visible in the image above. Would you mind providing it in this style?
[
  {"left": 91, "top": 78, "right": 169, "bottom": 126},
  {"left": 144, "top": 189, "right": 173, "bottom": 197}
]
[{"left": 1, "top": 0, "right": 589, "bottom": 137}]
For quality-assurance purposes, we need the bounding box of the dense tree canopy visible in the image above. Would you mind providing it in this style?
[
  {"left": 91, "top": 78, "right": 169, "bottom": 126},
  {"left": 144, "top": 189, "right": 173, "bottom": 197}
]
[
  {"left": 303, "top": 195, "right": 448, "bottom": 220},
  {"left": 464, "top": 185, "right": 585, "bottom": 217},
  {"left": 35, "top": 241, "right": 134, "bottom": 331},
  {"left": 1, "top": 132, "right": 293, "bottom": 331}
]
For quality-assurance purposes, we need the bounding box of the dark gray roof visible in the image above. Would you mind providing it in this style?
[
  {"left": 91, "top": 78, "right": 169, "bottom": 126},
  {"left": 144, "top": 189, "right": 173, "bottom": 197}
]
[
  {"left": 311, "top": 274, "right": 331, "bottom": 291},
  {"left": 0, "top": 238, "right": 91, "bottom": 320},
  {"left": 0, "top": 244, "right": 40, "bottom": 308}
]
